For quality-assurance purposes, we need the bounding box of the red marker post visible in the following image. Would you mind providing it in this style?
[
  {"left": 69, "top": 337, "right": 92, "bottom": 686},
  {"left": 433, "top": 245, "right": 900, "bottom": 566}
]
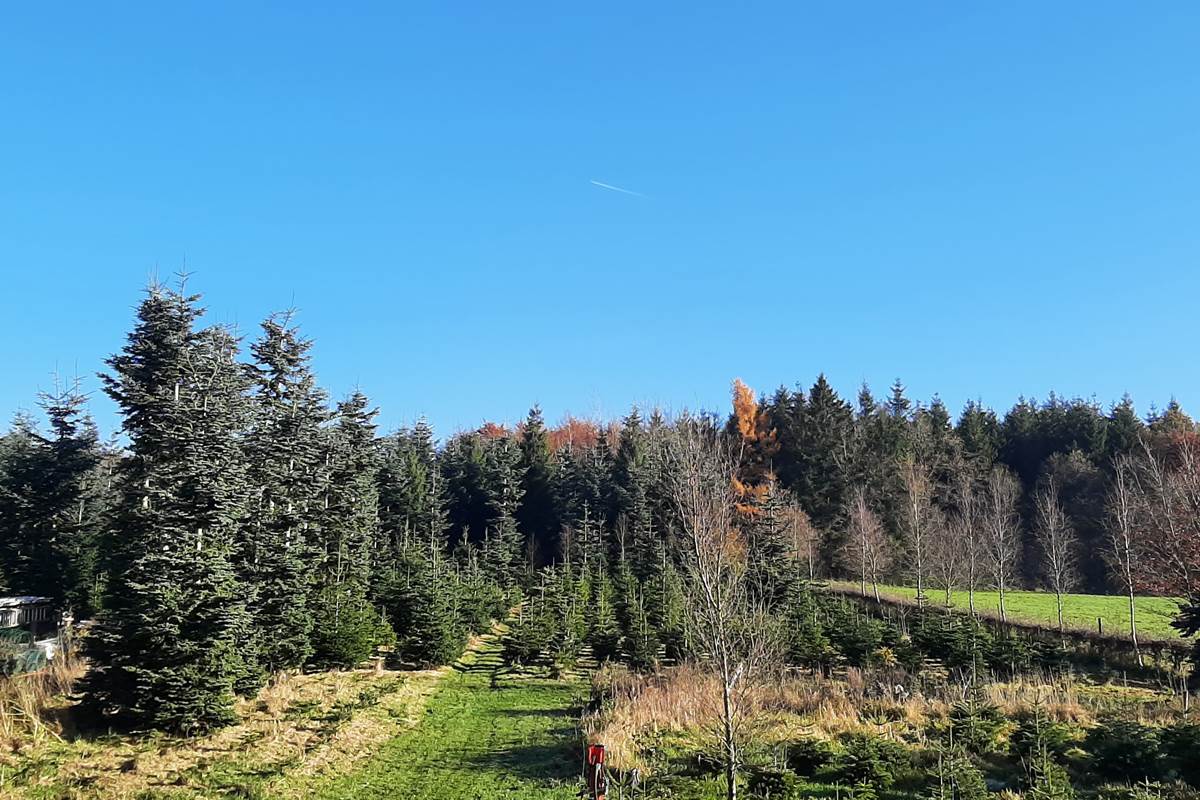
[{"left": 586, "top": 743, "right": 607, "bottom": 800}]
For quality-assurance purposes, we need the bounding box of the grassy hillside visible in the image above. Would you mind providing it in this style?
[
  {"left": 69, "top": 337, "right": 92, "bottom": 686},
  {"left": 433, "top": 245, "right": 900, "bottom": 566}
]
[{"left": 830, "top": 582, "right": 1184, "bottom": 641}]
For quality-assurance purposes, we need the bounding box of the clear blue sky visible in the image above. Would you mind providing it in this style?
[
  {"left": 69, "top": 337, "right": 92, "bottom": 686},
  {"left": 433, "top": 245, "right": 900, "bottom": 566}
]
[{"left": 3, "top": 3, "right": 1198, "bottom": 438}]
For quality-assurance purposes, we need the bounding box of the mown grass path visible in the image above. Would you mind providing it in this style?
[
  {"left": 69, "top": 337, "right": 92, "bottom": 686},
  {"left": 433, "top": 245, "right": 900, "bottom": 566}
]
[{"left": 311, "top": 628, "right": 584, "bottom": 800}]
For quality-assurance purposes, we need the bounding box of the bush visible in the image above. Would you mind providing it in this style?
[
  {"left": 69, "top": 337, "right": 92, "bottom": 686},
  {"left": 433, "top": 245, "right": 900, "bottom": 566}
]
[
  {"left": 1085, "top": 718, "right": 1165, "bottom": 782},
  {"left": 948, "top": 687, "right": 1006, "bottom": 755},
  {"left": 1011, "top": 713, "right": 1081, "bottom": 761},
  {"left": 1161, "top": 723, "right": 1200, "bottom": 786},
  {"left": 831, "top": 732, "right": 911, "bottom": 788},
  {"left": 786, "top": 737, "right": 837, "bottom": 777},
  {"left": 925, "top": 747, "right": 989, "bottom": 800},
  {"left": 746, "top": 767, "right": 801, "bottom": 799},
  {"left": 308, "top": 593, "right": 394, "bottom": 669}
]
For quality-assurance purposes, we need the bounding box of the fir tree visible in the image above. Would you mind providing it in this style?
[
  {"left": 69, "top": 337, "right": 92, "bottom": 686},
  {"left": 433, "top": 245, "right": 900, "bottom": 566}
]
[
  {"left": 746, "top": 479, "right": 798, "bottom": 609},
  {"left": 382, "top": 547, "right": 464, "bottom": 667},
  {"left": 83, "top": 283, "right": 253, "bottom": 732},
  {"left": 243, "top": 313, "right": 329, "bottom": 674},
  {"left": 0, "top": 387, "right": 106, "bottom": 610},
  {"left": 483, "top": 436, "right": 525, "bottom": 587},
  {"left": 586, "top": 566, "right": 622, "bottom": 663},
  {"left": 517, "top": 406, "right": 560, "bottom": 566},
  {"left": 379, "top": 418, "right": 446, "bottom": 557},
  {"left": 310, "top": 391, "right": 387, "bottom": 668}
]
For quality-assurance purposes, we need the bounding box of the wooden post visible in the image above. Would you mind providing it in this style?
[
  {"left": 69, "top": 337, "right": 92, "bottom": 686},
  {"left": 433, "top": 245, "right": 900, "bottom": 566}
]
[{"left": 1097, "top": 617, "right": 1103, "bottom": 636}]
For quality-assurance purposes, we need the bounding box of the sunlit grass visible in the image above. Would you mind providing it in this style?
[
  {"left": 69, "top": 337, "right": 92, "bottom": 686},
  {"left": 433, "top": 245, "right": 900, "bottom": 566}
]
[{"left": 830, "top": 582, "right": 1183, "bottom": 641}]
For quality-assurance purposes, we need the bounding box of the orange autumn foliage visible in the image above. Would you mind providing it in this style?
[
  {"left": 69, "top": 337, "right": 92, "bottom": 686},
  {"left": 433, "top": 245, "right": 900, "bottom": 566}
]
[
  {"left": 729, "top": 378, "right": 779, "bottom": 517},
  {"left": 732, "top": 378, "right": 760, "bottom": 443},
  {"left": 477, "top": 421, "right": 510, "bottom": 439},
  {"left": 548, "top": 417, "right": 601, "bottom": 452}
]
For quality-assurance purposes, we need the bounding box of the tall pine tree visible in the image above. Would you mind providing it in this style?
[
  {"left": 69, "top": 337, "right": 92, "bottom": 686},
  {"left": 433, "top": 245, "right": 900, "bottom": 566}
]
[
  {"left": 242, "top": 313, "right": 329, "bottom": 674},
  {"left": 83, "top": 283, "right": 253, "bottom": 732}
]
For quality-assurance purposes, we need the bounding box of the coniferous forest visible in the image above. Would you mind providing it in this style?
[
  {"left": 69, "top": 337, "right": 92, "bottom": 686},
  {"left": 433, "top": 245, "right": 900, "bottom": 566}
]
[{"left": 4, "top": 280, "right": 1200, "bottom": 798}]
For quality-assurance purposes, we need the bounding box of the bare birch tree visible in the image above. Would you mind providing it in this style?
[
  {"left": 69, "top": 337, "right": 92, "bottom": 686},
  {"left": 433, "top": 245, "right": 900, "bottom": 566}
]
[
  {"left": 666, "top": 418, "right": 778, "bottom": 800},
  {"left": 900, "top": 456, "right": 935, "bottom": 607},
  {"left": 930, "top": 509, "right": 965, "bottom": 607},
  {"left": 982, "top": 466, "right": 1022, "bottom": 624},
  {"left": 1106, "top": 455, "right": 1143, "bottom": 663},
  {"left": 1033, "top": 478, "right": 1079, "bottom": 632},
  {"left": 782, "top": 502, "right": 819, "bottom": 584},
  {"left": 843, "top": 486, "right": 891, "bottom": 602},
  {"left": 952, "top": 472, "right": 985, "bottom": 616},
  {"left": 1134, "top": 437, "right": 1200, "bottom": 599}
]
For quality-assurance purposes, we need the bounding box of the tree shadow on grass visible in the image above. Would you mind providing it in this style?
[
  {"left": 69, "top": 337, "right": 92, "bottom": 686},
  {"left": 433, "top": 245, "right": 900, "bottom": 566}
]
[{"left": 461, "top": 738, "right": 581, "bottom": 785}]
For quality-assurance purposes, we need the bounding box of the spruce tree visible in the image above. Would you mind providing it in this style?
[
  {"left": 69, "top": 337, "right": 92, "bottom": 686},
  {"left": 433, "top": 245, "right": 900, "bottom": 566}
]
[
  {"left": 243, "top": 313, "right": 329, "bottom": 674},
  {"left": 379, "top": 418, "right": 446, "bottom": 557},
  {"left": 0, "top": 397, "right": 105, "bottom": 607},
  {"left": 746, "top": 480, "right": 798, "bottom": 609},
  {"left": 483, "top": 436, "right": 525, "bottom": 588},
  {"left": 382, "top": 546, "right": 464, "bottom": 667},
  {"left": 586, "top": 565, "right": 622, "bottom": 663},
  {"left": 517, "top": 406, "right": 559, "bottom": 566},
  {"left": 0, "top": 414, "right": 51, "bottom": 594},
  {"left": 83, "top": 283, "right": 253, "bottom": 732},
  {"left": 310, "top": 391, "right": 388, "bottom": 668},
  {"left": 455, "top": 538, "right": 506, "bottom": 630}
]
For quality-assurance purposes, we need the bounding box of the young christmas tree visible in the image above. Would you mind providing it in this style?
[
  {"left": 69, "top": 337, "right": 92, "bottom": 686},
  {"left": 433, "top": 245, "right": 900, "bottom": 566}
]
[{"left": 309, "top": 391, "right": 389, "bottom": 668}]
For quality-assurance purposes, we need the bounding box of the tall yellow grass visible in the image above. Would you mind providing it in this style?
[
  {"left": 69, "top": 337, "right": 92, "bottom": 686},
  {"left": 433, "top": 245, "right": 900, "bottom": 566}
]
[
  {"left": 583, "top": 662, "right": 1182, "bottom": 774},
  {"left": 0, "top": 645, "right": 85, "bottom": 749}
]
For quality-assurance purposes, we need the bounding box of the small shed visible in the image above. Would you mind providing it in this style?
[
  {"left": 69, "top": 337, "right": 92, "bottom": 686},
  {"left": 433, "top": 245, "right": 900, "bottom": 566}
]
[
  {"left": 0, "top": 596, "right": 58, "bottom": 638},
  {"left": 0, "top": 597, "right": 61, "bottom": 675}
]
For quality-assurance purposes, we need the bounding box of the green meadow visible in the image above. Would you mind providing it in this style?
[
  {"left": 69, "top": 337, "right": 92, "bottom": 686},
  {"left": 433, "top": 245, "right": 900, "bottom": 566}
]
[{"left": 832, "top": 582, "right": 1184, "bottom": 641}]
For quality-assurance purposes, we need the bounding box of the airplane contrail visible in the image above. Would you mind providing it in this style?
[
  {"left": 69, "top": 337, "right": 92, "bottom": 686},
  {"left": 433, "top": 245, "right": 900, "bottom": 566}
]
[{"left": 590, "top": 179, "right": 645, "bottom": 197}]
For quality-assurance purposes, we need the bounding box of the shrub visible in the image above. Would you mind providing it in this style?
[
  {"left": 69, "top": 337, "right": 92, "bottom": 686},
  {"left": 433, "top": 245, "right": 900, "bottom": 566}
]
[
  {"left": 746, "top": 766, "right": 801, "bottom": 799},
  {"left": 1011, "top": 713, "right": 1080, "bottom": 761},
  {"left": 1161, "top": 723, "right": 1200, "bottom": 786},
  {"left": 831, "top": 732, "right": 910, "bottom": 788},
  {"left": 786, "top": 737, "right": 837, "bottom": 777},
  {"left": 925, "top": 747, "right": 989, "bottom": 800},
  {"left": 949, "top": 686, "right": 1006, "bottom": 755},
  {"left": 1085, "top": 719, "right": 1165, "bottom": 782}
]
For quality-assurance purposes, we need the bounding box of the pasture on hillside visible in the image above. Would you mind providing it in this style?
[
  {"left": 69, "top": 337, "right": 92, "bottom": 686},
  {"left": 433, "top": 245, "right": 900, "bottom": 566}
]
[{"left": 830, "top": 582, "right": 1184, "bottom": 641}]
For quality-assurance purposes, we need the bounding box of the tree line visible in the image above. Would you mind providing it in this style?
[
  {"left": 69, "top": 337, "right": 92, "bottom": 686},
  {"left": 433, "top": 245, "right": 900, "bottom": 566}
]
[{"left": 1, "top": 279, "right": 1199, "bottom": 739}]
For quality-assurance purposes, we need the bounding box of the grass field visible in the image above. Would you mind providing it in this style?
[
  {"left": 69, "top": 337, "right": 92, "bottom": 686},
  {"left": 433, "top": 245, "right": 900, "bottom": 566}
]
[
  {"left": 830, "top": 582, "right": 1184, "bottom": 641},
  {"left": 0, "top": 625, "right": 590, "bottom": 800},
  {"left": 0, "top": 663, "right": 448, "bottom": 799},
  {"left": 309, "top": 626, "right": 585, "bottom": 800}
]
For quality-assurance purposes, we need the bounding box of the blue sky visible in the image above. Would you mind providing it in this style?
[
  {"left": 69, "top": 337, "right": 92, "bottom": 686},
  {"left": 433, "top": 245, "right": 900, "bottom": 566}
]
[{"left": 2, "top": 3, "right": 1198, "bottom": 438}]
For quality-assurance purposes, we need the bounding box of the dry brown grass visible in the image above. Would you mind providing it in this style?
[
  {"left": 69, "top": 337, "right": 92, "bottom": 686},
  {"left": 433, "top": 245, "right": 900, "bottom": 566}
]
[
  {"left": 583, "top": 661, "right": 1182, "bottom": 774},
  {"left": 0, "top": 646, "right": 86, "bottom": 751},
  {"left": 0, "top": 659, "right": 447, "bottom": 799}
]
